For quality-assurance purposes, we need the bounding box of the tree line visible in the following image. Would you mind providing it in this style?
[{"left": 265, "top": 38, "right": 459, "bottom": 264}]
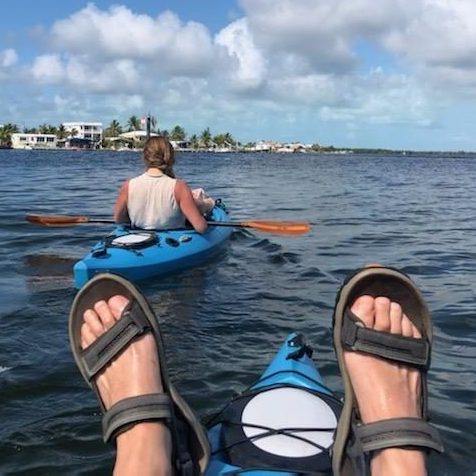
[
  {"left": 0, "top": 115, "right": 238, "bottom": 148},
  {"left": 103, "top": 115, "right": 238, "bottom": 148}
]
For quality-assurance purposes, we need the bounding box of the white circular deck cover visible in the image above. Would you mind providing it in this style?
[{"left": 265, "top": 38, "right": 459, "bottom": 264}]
[
  {"left": 241, "top": 387, "right": 337, "bottom": 458},
  {"left": 111, "top": 233, "right": 153, "bottom": 246}
]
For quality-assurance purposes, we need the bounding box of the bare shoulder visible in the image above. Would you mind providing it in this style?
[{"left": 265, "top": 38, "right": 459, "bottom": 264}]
[
  {"left": 119, "top": 179, "right": 129, "bottom": 192},
  {"left": 175, "top": 179, "right": 192, "bottom": 195},
  {"left": 175, "top": 178, "right": 188, "bottom": 187}
]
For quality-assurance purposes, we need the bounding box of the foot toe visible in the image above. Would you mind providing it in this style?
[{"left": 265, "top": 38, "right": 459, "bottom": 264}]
[
  {"left": 93, "top": 300, "right": 116, "bottom": 329},
  {"left": 389, "top": 302, "right": 403, "bottom": 334},
  {"left": 81, "top": 320, "right": 98, "bottom": 349},
  {"left": 350, "top": 295, "right": 375, "bottom": 328},
  {"left": 84, "top": 309, "right": 105, "bottom": 336},
  {"left": 108, "top": 295, "right": 130, "bottom": 320},
  {"left": 401, "top": 315, "right": 415, "bottom": 337},
  {"left": 374, "top": 296, "right": 391, "bottom": 332}
]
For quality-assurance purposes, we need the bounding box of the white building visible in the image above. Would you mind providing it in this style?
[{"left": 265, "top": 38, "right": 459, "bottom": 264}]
[
  {"left": 11, "top": 133, "right": 57, "bottom": 149},
  {"left": 119, "top": 130, "right": 158, "bottom": 141},
  {"left": 252, "top": 141, "right": 273, "bottom": 152},
  {"left": 62, "top": 122, "right": 103, "bottom": 145}
]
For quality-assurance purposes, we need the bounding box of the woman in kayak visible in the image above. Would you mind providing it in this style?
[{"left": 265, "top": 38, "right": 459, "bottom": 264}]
[
  {"left": 69, "top": 266, "right": 443, "bottom": 476},
  {"left": 114, "top": 136, "right": 208, "bottom": 233}
]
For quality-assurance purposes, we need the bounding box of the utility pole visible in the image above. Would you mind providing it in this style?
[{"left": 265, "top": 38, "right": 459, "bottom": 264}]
[{"left": 146, "top": 114, "right": 151, "bottom": 139}]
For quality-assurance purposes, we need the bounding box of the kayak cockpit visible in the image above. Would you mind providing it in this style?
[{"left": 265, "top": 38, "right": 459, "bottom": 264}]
[{"left": 205, "top": 333, "right": 342, "bottom": 475}]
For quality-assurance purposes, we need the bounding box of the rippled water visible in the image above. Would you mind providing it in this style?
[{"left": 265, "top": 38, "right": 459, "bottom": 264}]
[{"left": 0, "top": 149, "right": 475, "bottom": 475}]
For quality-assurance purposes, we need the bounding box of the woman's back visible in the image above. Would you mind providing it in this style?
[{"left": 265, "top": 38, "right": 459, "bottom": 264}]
[
  {"left": 127, "top": 172, "right": 185, "bottom": 229},
  {"left": 114, "top": 136, "right": 207, "bottom": 234}
]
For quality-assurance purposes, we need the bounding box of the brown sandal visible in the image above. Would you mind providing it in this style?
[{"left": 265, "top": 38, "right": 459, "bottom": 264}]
[
  {"left": 332, "top": 266, "right": 444, "bottom": 475},
  {"left": 69, "top": 273, "right": 210, "bottom": 475}
]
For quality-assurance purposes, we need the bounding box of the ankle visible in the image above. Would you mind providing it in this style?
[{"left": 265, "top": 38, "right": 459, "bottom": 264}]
[
  {"left": 114, "top": 422, "right": 172, "bottom": 476},
  {"left": 371, "top": 447, "right": 427, "bottom": 476}
]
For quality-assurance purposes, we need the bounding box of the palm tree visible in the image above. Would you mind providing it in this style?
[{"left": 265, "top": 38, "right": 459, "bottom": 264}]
[
  {"left": 0, "top": 123, "right": 19, "bottom": 147},
  {"left": 200, "top": 127, "right": 212, "bottom": 148},
  {"left": 127, "top": 115, "right": 141, "bottom": 131},
  {"left": 0, "top": 129, "right": 9, "bottom": 147},
  {"left": 35, "top": 123, "right": 56, "bottom": 134},
  {"left": 189, "top": 134, "right": 199, "bottom": 150},
  {"left": 213, "top": 133, "right": 226, "bottom": 146},
  {"left": 213, "top": 133, "right": 236, "bottom": 149},
  {"left": 56, "top": 124, "right": 68, "bottom": 140},
  {"left": 170, "top": 125, "right": 186, "bottom": 141},
  {"left": 104, "top": 119, "right": 123, "bottom": 137},
  {"left": 223, "top": 132, "right": 235, "bottom": 146}
]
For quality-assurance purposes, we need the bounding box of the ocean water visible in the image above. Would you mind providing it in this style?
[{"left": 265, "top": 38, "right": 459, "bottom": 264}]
[{"left": 0, "top": 149, "right": 475, "bottom": 475}]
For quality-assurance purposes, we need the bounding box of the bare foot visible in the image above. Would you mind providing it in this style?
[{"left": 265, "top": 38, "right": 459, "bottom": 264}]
[
  {"left": 344, "top": 295, "right": 427, "bottom": 476},
  {"left": 81, "top": 296, "right": 172, "bottom": 476}
]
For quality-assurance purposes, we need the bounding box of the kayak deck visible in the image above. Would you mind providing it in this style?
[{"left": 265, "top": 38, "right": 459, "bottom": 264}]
[
  {"left": 73, "top": 206, "right": 232, "bottom": 288},
  {"left": 205, "top": 333, "right": 341, "bottom": 475}
]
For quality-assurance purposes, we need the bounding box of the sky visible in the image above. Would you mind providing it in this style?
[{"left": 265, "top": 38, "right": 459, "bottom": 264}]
[{"left": 1, "top": 0, "right": 476, "bottom": 150}]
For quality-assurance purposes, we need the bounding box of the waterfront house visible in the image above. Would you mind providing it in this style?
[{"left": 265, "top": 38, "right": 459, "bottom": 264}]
[
  {"left": 62, "top": 122, "right": 103, "bottom": 149},
  {"left": 11, "top": 133, "right": 57, "bottom": 149},
  {"left": 170, "top": 140, "right": 191, "bottom": 151},
  {"left": 119, "top": 130, "right": 158, "bottom": 146}
]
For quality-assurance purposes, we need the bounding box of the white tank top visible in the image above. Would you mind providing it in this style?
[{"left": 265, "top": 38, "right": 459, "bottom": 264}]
[{"left": 127, "top": 172, "right": 185, "bottom": 229}]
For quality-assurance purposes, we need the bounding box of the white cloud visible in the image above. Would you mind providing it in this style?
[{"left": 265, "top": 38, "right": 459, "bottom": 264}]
[
  {"left": 50, "top": 4, "right": 214, "bottom": 75},
  {"left": 51, "top": 92, "right": 144, "bottom": 121},
  {"left": 215, "top": 18, "right": 267, "bottom": 91},
  {"left": 267, "top": 74, "right": 337, "bottom": 104},
  {"left": 241, "top": 0, "right": 476, "bottom": 93},
  {"left": 31, "top": 54, "right": 65, "bottom": 83},
  {"left": 0, "top": 49, "right": 18, "bottom": 67},
  {"left": 239, "top": 0, "right": 395, "bottom": 73},
  {"left": 383, "top": 0, "right": 476, "bottom": 67},
  {"left": 319, "top": 69, "right": 434, "bottom": 126},
  {"left": 159, "top": 77, "right": 210, "bottom": 107},
  {"left": 381, "top": 0, "right": 476, "bottom": 90},
  {"left": 64, "top": 58, "right": 141, "bottom": 92}
]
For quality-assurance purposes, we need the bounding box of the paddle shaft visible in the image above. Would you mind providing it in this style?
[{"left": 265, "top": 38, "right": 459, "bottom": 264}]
[
  {"left": 75, "top": 219, "right": 245, "bottom": 228},
  {"left": 28, "top": 216, "right": 250, "bottom": 228},
  {"left": 70, "top": 219, "right": 246, "bottom": 230},
  {"left": 26, "top": 214, "right": 310, "bottom": 235}
]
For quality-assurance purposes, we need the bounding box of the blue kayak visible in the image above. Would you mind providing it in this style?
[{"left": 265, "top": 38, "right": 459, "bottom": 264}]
[
  {"left": 205, "top": 333, "right": 342, "bottom": 475},
  {"left": 73, "top": 205, "right": 232, "bottom": 288}
]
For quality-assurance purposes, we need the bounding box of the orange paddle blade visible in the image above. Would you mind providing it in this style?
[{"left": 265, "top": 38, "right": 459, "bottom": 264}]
[
  {"left": 26, "top": 214, "right": 91, "bottom": 226},
  {"left": 241, "top": 220, "right": 311, "bottom": 236}
]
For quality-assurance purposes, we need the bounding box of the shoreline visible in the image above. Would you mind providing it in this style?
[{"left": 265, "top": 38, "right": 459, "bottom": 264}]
[{"left": 1, "top": 146, "right": 475, "bottom": 156}]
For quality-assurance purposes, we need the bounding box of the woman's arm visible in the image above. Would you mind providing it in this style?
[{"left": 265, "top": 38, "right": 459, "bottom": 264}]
[
  {"left": 114, "top": 180, "right": 131, "bottom": 224},
  {"left": 175, "top": 180, "right": 208, "bottom": 234}
]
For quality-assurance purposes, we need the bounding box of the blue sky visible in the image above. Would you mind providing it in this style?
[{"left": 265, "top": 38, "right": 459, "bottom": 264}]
[{"left": 1, "top": 0, "right": 476, "bottom": 150}]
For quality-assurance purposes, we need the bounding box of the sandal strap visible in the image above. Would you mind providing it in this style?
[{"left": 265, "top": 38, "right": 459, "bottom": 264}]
[
  {"left": 82, "top": 300, "right": 151, "bottom": 379},
  {"left": 102, "top": 393, "right": 172, "bottom": 443},
  {"left": 351, "top": 417, "right": 444, "bottom": 454},
  {"left": 342, "top": 309, "right": 430, "bottom": 367}
]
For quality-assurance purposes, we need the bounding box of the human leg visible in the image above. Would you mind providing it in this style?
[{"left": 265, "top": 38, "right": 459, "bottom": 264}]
[
  {"left": 332, "top": 266, "right": 444, "bottom": 476},
  {"left": 81, "top": 295, "right": 172, "bottom": 475},
  {"left": 69, "top": 273, "right": 210, "bottom": 475},
  {"left": 344, "top": 295, "right": 426, "bottom": 476}
]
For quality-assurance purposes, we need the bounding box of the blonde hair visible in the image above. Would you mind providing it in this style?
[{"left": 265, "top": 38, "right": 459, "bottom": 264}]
[{"left": 143, "top": 136, "right": 175, "bottom": 178}]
